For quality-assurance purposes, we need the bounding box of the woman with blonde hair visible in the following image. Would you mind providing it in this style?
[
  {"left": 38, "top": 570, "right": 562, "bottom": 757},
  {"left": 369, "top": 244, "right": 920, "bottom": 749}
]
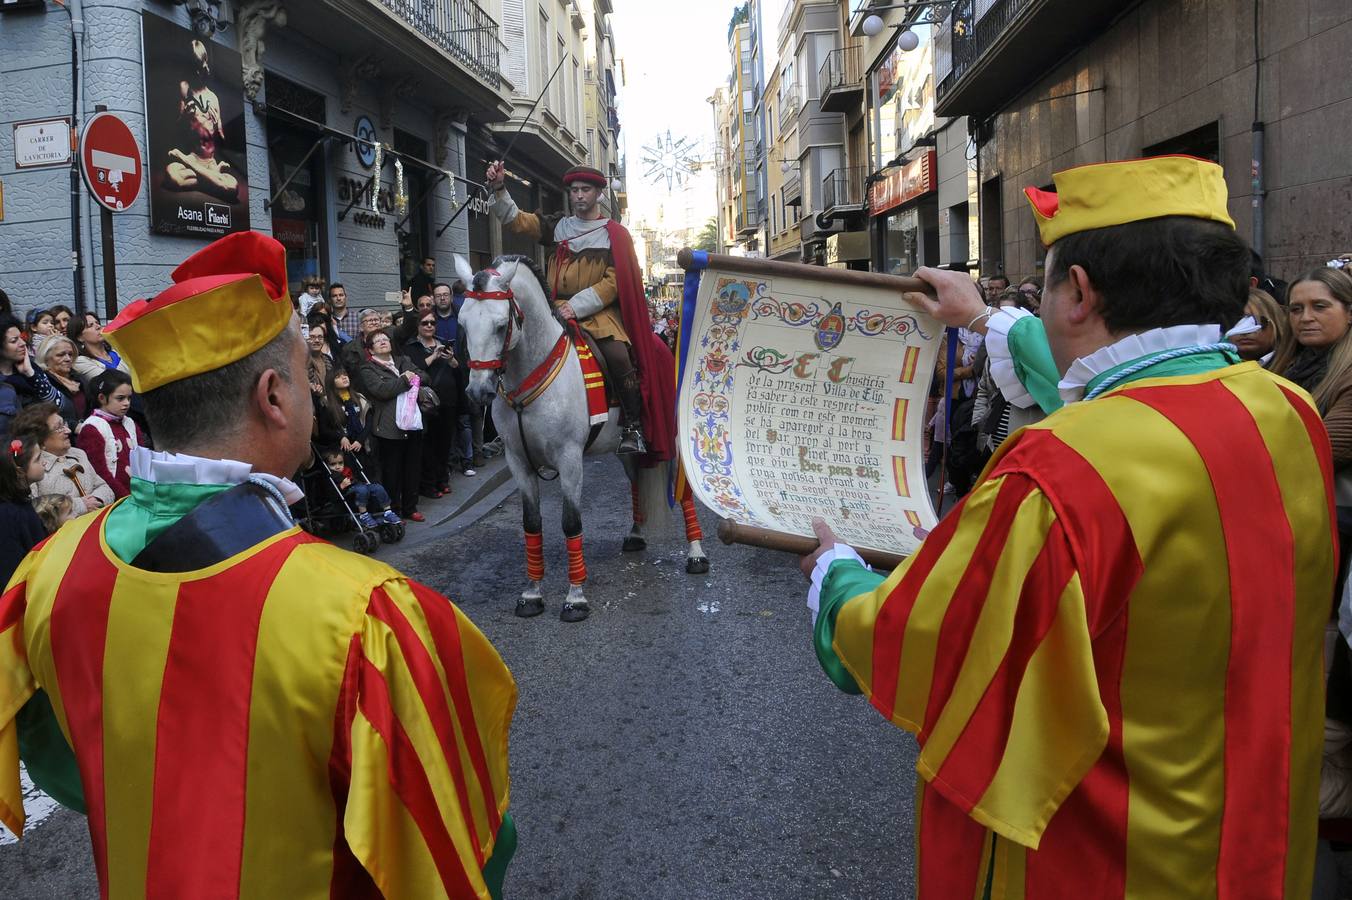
[
  {"left": 1229, "top": 288, "right": 1291, "bottom": 366},
  {"left": 1273, "top": 267, "right": 1352, "bottom": 433}
]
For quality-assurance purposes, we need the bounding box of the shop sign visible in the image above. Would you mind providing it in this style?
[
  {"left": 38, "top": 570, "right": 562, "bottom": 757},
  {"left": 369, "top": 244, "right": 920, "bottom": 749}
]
[
  {"left": 14, "top": 118, "right": 72, "bottom": 169},
  {"left": 142, "top": 12, "right": 250, "bottom": 237},
  {"left": 354, "top": 116, "right": 378, "bottom": 168},
  {"left": 338, "top": 175, "right": 396, "bottom": 229},
  {"left": 869, "top": 150, "right": 936, "bottom": 217}
]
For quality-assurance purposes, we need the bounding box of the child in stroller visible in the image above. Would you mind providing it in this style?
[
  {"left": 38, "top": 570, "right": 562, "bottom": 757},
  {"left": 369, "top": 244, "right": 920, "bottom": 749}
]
[{"left": 322, "top": 448, "right": 400, "bottom": 529}]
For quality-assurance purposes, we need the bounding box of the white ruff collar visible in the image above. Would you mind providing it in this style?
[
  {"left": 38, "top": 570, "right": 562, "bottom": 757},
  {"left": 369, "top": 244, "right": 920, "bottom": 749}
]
[
  {"left": 130, "top": 447, "right": 304, "bottom": 504},
  {"left": 1058, "top": 324, "right": 1223, "bottom": 404}
]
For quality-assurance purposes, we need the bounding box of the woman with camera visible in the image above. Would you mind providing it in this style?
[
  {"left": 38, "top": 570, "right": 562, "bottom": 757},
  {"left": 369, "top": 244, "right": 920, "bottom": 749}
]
[{"left": 405, "top": 313, "right": 462, "bottom": 499}]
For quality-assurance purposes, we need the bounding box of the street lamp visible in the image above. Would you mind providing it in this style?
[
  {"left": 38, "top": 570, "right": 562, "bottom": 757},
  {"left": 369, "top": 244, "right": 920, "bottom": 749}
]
[{"left": 860, "top": 1, "right": 951, "bottom": 48}]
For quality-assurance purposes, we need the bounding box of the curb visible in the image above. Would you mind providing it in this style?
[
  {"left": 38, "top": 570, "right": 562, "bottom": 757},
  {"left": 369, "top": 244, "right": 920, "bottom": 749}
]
[{"left": 382, "top": 460, "right": 518, "bottom": 554}]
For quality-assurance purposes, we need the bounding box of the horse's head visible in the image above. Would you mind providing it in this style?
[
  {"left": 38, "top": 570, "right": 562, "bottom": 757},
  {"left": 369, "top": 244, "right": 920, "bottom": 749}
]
[{"left": 459, "top": 255, "right": 540, "bottom": 406}]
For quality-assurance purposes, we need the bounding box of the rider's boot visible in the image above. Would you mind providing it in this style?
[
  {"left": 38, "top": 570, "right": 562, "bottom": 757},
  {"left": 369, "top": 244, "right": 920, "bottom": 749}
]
[{"left": 617, "top": 371, "right": 647, "bottom": 456}]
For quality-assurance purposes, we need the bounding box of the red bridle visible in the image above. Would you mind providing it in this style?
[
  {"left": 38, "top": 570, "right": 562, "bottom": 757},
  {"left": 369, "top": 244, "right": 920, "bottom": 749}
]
[{"left": 465, "top": 288, "right": 524, "bottom": 370}]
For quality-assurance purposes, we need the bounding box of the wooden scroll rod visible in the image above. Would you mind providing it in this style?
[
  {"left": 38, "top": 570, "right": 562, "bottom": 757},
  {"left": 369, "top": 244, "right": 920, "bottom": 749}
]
[
  {"left": 676, "top": 248, "right": 937, "bottom": 299},
  {"left": 717, "top": 519, "right": 907, "bottom": 572}
]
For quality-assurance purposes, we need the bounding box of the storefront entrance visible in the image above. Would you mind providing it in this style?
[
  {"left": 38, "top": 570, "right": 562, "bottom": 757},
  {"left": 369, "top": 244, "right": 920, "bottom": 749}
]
[{"left": 264, "top": 74, "right": 329, "bottom": 294}]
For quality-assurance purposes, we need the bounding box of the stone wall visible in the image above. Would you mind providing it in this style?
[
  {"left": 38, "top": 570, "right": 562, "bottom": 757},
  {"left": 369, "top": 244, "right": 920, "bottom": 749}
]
[{"left": 983, "top": 0, "right": 1352, "bottom": 282}]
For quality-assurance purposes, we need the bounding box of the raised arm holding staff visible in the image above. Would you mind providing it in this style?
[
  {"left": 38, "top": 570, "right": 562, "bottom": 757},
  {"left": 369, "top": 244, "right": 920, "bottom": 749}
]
[{"left": 801, "top": 156, "right": 1333, "bottom": 898}]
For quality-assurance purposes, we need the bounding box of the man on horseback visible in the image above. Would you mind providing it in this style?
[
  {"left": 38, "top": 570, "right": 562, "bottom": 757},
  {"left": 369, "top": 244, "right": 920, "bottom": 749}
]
[{"left": 485, "top": 161, "right": 662, "bottom": 456}]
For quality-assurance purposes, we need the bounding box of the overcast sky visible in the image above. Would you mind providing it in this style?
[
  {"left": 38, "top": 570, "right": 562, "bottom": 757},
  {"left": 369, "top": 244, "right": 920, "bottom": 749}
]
[{"left": 610, "top": 0, "right": 784, "bottom": 228}]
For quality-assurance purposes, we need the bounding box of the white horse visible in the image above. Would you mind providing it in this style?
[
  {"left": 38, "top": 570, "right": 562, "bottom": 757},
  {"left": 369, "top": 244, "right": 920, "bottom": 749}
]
[{"left": 456, "top": 254, "right": 709, "bottom": 622}]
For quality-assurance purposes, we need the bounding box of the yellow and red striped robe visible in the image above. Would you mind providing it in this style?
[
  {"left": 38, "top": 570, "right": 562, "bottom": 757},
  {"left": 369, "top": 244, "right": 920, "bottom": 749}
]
[
  {"left": 0, "top": 512, "right": 516, "bottom": 899},
  {"left": 818, "top": 363, "right": 1334, "bottom": 898}
]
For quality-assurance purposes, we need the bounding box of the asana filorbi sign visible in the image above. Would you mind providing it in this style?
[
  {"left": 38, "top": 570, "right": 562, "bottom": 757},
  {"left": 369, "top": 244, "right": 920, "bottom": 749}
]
[{"left": 142, "top": 12, "right": 251, "bottom": 238}]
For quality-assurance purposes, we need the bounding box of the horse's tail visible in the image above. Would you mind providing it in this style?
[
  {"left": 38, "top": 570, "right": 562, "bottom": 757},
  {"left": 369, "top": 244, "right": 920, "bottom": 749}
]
[{"left": 635, "top": 461, "right": 673, "bottom": 537}]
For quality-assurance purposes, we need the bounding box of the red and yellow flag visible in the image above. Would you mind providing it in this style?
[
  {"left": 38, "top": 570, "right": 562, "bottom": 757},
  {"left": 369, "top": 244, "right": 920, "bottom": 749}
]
[{"left": 0, "top": 516, "right": 515, "bottom": 899}]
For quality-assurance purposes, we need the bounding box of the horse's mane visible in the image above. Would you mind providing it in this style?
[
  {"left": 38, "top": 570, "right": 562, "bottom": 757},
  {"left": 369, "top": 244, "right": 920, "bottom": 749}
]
[{"left": 492, "top": 254, "right": 550, "bottom": 299}]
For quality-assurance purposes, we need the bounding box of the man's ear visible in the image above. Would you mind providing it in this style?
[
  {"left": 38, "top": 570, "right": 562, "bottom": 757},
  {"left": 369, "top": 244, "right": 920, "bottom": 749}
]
[
  {"left": 1065, "top": 264, "right": 1103, "bottom": 326},
  {"left": 254, "top": 368, "right": 290, "bottom": 431}
]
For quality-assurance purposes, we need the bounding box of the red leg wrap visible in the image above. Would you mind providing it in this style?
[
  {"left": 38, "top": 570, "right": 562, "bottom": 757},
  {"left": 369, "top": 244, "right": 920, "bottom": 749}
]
[
  {"left": 525, "top": 531, "right": 544, "bottom": 582},
  {"left": 630, "top": 482, "right": 644, "bottom": 525},
  {"left": 681, "top": 497, "right": 703, "bottom": 542},
  {"left": 566, "top": 533, "right": 587, "bottom": 585}
]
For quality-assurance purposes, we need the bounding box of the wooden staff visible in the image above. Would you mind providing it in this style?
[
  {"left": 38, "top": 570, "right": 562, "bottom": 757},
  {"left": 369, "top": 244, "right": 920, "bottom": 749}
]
[
  {"left": 676, "top": 248, "right": 937, "bottom": 299},
  {"left": 717, "top": 519, "right": 908, "bottom": 572}
]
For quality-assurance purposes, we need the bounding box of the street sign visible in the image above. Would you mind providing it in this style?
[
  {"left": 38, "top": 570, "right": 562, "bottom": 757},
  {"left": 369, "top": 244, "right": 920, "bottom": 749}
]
[
  {"left": 79, "top": 112, "right": 143, "bottom": 212},
  {"left": 13, "top": 118, "right": 72, "bottom": 169}
]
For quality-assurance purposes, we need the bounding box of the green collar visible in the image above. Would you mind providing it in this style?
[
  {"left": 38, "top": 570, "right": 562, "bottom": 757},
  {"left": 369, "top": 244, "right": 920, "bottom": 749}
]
[{"left": 103, "top": 477, "right": 235, "bottom": 563}]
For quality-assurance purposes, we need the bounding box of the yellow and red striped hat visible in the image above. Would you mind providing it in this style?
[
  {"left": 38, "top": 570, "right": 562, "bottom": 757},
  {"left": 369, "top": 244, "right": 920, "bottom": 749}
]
[
  {"left": 105, "top": 231, "right": 294, "bottom": 392},
  {"left": 1024, "top": 155, "right": 1235, "bottom": 247}
]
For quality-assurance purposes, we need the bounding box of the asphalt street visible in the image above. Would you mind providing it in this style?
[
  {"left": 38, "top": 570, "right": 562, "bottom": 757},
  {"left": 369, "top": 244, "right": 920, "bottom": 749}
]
[{"left": 0, "top": 455, "right": 921, "bottom": 899}]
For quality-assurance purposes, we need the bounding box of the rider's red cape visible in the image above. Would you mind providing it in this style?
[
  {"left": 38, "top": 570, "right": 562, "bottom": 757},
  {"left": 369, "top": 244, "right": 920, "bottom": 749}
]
[{"left": 606, "top": 220, "right": 676, "bottom": 465}]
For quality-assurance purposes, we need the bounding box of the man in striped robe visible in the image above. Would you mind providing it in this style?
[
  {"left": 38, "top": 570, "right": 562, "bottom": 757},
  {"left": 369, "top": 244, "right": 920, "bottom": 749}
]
[
  {"left": 0, "top": 232, "right": 517, "bottom": 898},
  {"left": 805, "top": 156, "right": 1334, "bottom": 898}
]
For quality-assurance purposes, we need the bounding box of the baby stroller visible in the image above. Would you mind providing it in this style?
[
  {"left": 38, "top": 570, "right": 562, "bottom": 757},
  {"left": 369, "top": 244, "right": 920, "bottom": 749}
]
[{"left": 298, "top": 444, "right": 406, "bottom": 554}]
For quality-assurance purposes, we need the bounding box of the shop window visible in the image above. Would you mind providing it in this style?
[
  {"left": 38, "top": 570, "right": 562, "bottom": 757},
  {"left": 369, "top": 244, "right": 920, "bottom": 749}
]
[
  {"left": 264, "top": 74, "right": 328, "bottom": 293},
  {"left": 980, "top": 175, "right": 1002, "bottom": 277},
  {"left": 1143, "top": 122, "right": 1220, "bottom": 163},
  {"left": 393, "top": 129, "right": 431, "bottom": 289}
]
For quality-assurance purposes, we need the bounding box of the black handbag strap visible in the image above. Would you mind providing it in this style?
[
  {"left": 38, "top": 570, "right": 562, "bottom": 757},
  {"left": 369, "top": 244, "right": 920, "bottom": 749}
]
[{"left": 129, "top": 480, "right": 295, "bottom": 573}]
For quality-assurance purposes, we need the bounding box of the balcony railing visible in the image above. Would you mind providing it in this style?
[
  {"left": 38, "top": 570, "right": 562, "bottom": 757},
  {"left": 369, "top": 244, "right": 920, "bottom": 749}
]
[
  {"left": 376, "top": 0, "right": 501, "bottom": 86},
  {"left": 821, "top": 166, "right": 867, "bottom": 212},
  {"left": 817, "top": 45, "right": 863, "bottom": 112},
  {"left": 736, "top": 207, "right": 760, "bottom": 235},
  {"left": 778, "top": 83, "right": 801, "bottom": 129},
  {"left": 935, "top": 0, "right": 1048, "bottom": 110}
]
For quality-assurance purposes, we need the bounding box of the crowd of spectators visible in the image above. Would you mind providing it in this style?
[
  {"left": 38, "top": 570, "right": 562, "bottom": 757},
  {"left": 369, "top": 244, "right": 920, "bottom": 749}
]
[
  {"left": 0, "top": 273, "right": 491, "bottom": 539},
  {"left": 300, "top": 276, "right": 488, "bottom": 525}
]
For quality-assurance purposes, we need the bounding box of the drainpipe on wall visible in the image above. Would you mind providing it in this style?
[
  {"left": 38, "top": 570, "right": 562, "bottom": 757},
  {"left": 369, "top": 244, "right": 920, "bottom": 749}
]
[
  {"left": 70, "top": 0, "right": 96, "bottom": 310},
  {"left": 62, "top": 0, "right": 89, "bottom": 313},
  {"left": 1250, "top": 0, "right": 1265, "bottom": 264}
]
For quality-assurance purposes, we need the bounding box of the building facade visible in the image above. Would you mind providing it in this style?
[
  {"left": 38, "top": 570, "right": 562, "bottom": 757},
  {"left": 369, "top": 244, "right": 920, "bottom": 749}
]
[
  {"left": 933, "top": 0, "right": 1352, "bottom": 282},
  {"left": 0, "top": 0, "right": 621, "bottom": 315}
]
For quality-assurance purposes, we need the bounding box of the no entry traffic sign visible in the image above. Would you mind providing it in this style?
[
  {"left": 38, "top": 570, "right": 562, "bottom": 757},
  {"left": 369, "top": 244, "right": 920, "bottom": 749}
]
[{"left": 79, "top": 112, "right": 143, "bottom": 212}]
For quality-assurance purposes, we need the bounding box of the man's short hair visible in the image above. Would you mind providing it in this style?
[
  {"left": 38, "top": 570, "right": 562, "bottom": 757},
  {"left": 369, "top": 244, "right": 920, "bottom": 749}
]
[
  {"left": 431, "top": 282, "right": 451, "bottom": 294},
  {"left": 141, "top": 327, "right": 298, "bottom": 452},
  {"left": 988, "top": 274, "right": 1010, "bottom": 289},
  {"left": 327, "top": 283, "right": 345, "bottom": 298},
  {"left": 1046, "top": 215, "right": 1250, "bottom": 332}
]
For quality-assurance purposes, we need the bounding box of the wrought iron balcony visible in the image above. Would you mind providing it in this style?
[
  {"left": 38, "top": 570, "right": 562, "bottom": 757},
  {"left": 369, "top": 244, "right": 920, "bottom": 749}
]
[
  {"left": 375, "top": 0, "right": 501, "bottom": 87},
  {"left": 778, "top": 83, "right": 801, "bottom": 129},
  {"left": 736, "top": 204, "right": 760, "bottom": 236},
  {"left": 935, "top": 0, "right": 1122, "bottom": 117},
  {"left": 821, "top": 166, "right": 867, "bottom": 214},
  {"left": 818, "top": 45, "right": 863, "bottom": 114}
]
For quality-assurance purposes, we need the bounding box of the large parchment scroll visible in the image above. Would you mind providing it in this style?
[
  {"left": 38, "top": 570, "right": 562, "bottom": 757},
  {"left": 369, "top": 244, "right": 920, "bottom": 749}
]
[{"left": 676, "top": 251, "right": 944, "bottom": 559}]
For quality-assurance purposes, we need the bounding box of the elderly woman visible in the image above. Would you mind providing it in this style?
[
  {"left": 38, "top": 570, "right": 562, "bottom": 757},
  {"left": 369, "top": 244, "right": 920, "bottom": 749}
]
[
  {"left": 70, "top": 312, "right": 129, "bottom": 383},
  {"left": 10, "top": 402, "right": 114, "bottom": 515},
  {"left": 35, "top": 333, "right": 87, "bottom": 428},
  {"left": 360, "top": 330, "right": 424, "bottom": 522}
]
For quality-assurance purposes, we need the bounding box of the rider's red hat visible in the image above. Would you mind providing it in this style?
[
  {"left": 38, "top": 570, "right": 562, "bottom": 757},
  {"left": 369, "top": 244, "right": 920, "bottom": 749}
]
[{"left": 562, "top": 165, "right": 608, "bottom": 188}]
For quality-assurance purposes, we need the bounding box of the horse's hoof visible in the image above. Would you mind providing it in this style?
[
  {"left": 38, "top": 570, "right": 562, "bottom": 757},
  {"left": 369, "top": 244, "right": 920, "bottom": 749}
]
[
  {"left": 560, "top": 602, "right": 591, "bottom": 623},
  {"left": 515, "top": 597, "right": 545, "bottom": 618},
  {"left": 622, "top": 535, "right": 647, "bottom": 552},
  {"left": 686, "top": 556, "right": 710, "bottom": 575}
]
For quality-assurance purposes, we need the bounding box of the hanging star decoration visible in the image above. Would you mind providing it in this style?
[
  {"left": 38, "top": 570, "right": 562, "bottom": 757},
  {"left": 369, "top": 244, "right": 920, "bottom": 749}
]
[{"left": 641, "top": 130, "right": 699, "bottom": 191}]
